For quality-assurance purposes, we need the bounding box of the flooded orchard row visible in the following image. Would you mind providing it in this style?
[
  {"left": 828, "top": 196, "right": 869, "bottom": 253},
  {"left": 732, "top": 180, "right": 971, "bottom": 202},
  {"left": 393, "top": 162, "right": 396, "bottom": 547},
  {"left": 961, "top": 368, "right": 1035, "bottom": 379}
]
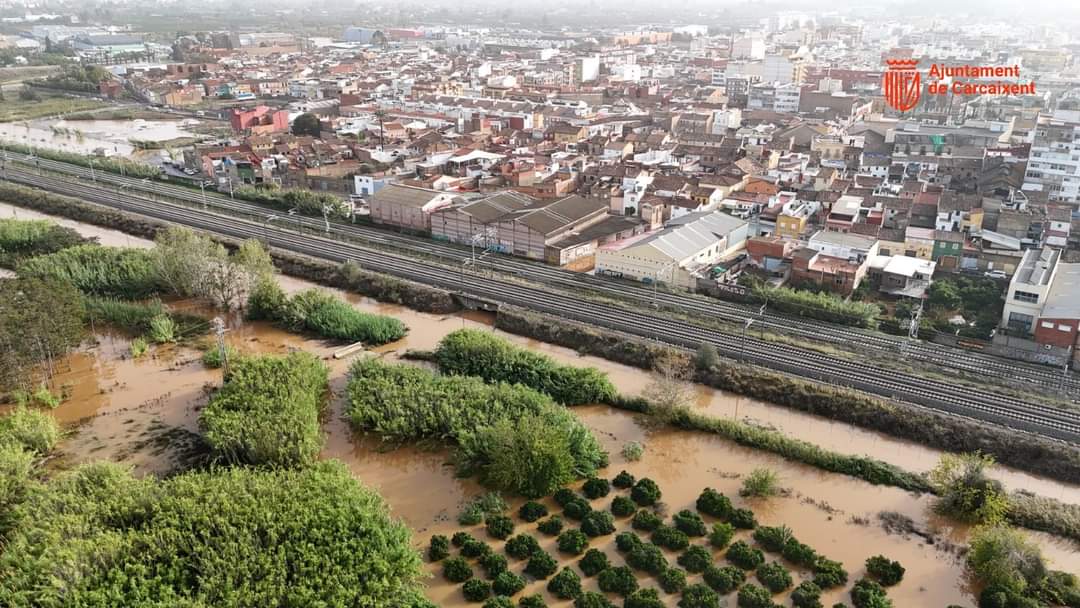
[{"left": 6, "top": 202, "right": 1079, "bottom": 607}]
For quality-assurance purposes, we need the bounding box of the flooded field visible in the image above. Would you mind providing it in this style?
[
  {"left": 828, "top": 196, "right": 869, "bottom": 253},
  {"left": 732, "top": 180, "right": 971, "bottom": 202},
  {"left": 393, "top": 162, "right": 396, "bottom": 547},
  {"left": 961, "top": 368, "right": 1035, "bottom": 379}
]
[
  {"left": 7, "top": 205, "right": 1080, "bottom": 607},
  {"left": 0, "top": 117, "right": 201, "bottom": 157}
]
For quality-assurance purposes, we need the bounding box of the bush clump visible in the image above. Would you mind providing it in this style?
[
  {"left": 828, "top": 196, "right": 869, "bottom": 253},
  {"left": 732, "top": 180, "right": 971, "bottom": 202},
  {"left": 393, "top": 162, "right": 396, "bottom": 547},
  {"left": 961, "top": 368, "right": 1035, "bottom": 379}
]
[
  {"left": 791, "top": 581, "right": 823, "bottom": 608},
  {"left": 200, "top": 352, "right": 329, "bottom": 468},
  {"left": 346, "top": 358, "right": 606, "bottom": 497},
  {"left": 673, "top": 509, "right": 707, "bottom": 536},
  {"left": 812, "top": 558, "right": 849, "bottom": 589},
  {"left": 611, "top": 495, "right": 636, "bottom": 517},
  {"left": 537, "top": 515, "right": 564, "bottom": 536},
  {"left": 752, "top": 525, "right": 794, "bottom": 552},
  {"left": 463, "top": 578, "right": 491, "bottom": 602},
  {"left": 615, "top": 530, "right": 643, "bottom": 553},
  {"left": 659, "top": 567, "right": 688, "bottom": 593},
  {"left": 677, "top": 545, "right": 713, "bottom": 573},
  {"left": 928, "top": 452, "right": 1009, "bottom": 525},
  {"left": 621, "top": 441, "right": 644, "bottom": 461},
  {"left": 574, "top": 592, "right": 614, "bottom": 608},
  {"left": 518, "top": 595, "right": 546, "bottom": 608},
  {"left": 597, "top": 566, "right": 638, "bottom": 596},
  {"left": 428, "top": 535, "right": 450, "bottom": 561},
  {"left": 631, "top": 509, "right": 663, "bottom": 532},
  {"left": 581, "top": 510, "right": 616, "bottom": 537},
  {"left": 461, "top": 538, "right": 491, "bottom": 559},
  {"left": 703, "top": 564, "right": 746, "bottom": 594},
  {"left": 0, "top": 407, "right": 61, "bottom": 454},
  {"left": 630, "top": 477, "right": 662, "bottom": 506},
  {"left": 736, "top": 583, "right": 778, "bottom": 608},
  {"left": 624, "top": 588, "right": 664, "bottom": 608},
  {"left": 486, "top": 514, "right": 515, "bottom": 540},
  {"left": 480, "top": 553, "right": 508, "bottom": 579},
  {"left": 726, "top": 541, "right": 765, "bottom": 570},
  {"left": 756, "top": 561, "right": 793, "bottom": 593},
  {"left": 578, "top": 548, "right": 610, "bottom": 577},
  {"left": 557, "top": 529, "right": 589, "bottom": 555},
  {"left": 851, "top": 578, "right": 892, "bottom": 608},
  {"left": 547, "top": 567, "right": 582, "bottom": 599},
  {"left": 452, "top": 531, "right": 477, "bottom": 547},
  {"left": 696, "top": 487, "right": 733, "bottom": 518},
  {"left": 518, "top": 501, "right": 548, "bottom": 522},
  {"left": 781, "top": 539, "right": 818, "bottom": 567},
  {"left": 505, "top": 534, "right": 540, "bottom": 560},
  {"left": 524, "top": 551, "right": 558, "bottom": 579},
  {"left": 492, "top": 571, "right": 525, "bottom": 596},
  {"left": 865, "top": 555, "right": 905, "bottom": 586},
  {"left": 612, "top": 470, "right": 636, "bottom": 488},
  {"left": 553, "top": 488, "right": 578, "bottom": 506},
  {"left": 563, "top": 496, "right": 593, "bottom": 521},
  {"left": 708, "top": 522, "right": 735, "bottom": 549},
  {"left": 18, "top": 244, "right": 159, "bottom": 299},
  {"left": 483, "top": 597, "right": 512, "bottom": 608},
  {"left": 679, "top": 583, "right": 720, "bottom": 608},
  {"left": 626, "top": 543, "right": 668, "bottom": 575},
  {"left": 729, "top": 508, "right": 757, "bottom": 529},
  {"left": 459, "top": 493, "right": 508, "bottom": 525},
  {"left": 582, "top": 477, "right": 611, "bottom": 499},
  {"left": 254, "top": 284, "right": 407, "bottom": 345},
  {"left": 651, "top": 525, "right": 690, "bottom": 551}
]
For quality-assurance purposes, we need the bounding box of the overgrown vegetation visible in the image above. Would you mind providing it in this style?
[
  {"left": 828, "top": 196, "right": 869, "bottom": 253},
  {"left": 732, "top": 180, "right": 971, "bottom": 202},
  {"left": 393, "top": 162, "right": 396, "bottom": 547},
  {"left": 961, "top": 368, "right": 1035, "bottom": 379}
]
[
  {"left": 0, "top": 461, "right": 426, "bottom": 606},
  {"left": 431, "top": 329, "right": 616, "bottom": 405},
  {"left": 248, "top": 280, "right": 407, "bottom": 345},
  {"left": 345, "top": 357, "right": 606, "bottom": 497},
  {"left": 0, "top": 277, "right": 84, "bottom": 393},
  {"left": 741, "top": 274, "right": 880, "bottom": 329},
  {"left": 17, "top": 244, "right": 160, "bottom": 299},
  {"left": 928, "top": 452, "right": 1010, "bottom": 524},
  {"left": 200, "top": 352, "right": 329, "bottom": 468},
  {"left": 0, "top": 218, "right": 86, "bottom": 267},
  {"left": 926, "top": 275, "right": 1003, "bottom": 339}
]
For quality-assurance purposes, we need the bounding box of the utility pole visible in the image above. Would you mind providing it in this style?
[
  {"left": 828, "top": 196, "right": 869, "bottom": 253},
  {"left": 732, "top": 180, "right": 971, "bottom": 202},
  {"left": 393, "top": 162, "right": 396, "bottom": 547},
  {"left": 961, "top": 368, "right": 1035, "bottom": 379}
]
[{"left": 212, "top": 317, "right": 230, "bottom": 377}]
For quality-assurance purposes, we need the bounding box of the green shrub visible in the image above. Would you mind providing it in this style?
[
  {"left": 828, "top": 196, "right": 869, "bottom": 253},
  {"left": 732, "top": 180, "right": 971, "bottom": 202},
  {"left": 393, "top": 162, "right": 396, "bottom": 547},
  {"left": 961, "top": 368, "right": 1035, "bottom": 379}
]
[
  {"left": 791, "top": 581, "right": 824, "bottom": 608},
  {"left": 146, "top": 314, "right": 177, "bottom": 344},
  {"left": 967, "top": 525, "right": 1045, "bottom": 595},
  {"left": 781, "top": 539, "right": 818, "bottom": 567},
  {"left": 452, "top": 531, "right": 476, "bottom": 547},
  {"left": 130, "top": 337, "right": 150, "bottom": 359},
  {"left": 200, "top": 352, "right": 328, "bottom": 468},
  {"left": 611, "top": 495, "right": 636, "bottom": 517},
  {"left": 557, "top": 529, "right": 589, "bottom": 555},
  {"left": 679, "top": 583, "right": 720, "bottom": 608},
  {"left": 462, "top": 539, "right": 491, "bottom": 559},
  {"left": 659, "top": 567, "right": 688, "bottom": 593},
  {"left": 624, "top": 588, "right": 664, "bottom": 608},
  {"left": 612, "top": 470, "right": 636, "bottom": 488},
  {"left": 505, "top": 534, "right": 540, "bottom": 560},
  {"left": 703, "top": 565, "right": 745, "bottom": 594},
  {"left": 484, "top": 597, "right": 513, "bottom": 608},
  {"left": 486, "top": 514, "right": 514, "bottom": 540},
  {"left": 564, "top": 497, "right": 593, "bottom": 520},
  {"left": 929, "top": 453, "right": 1010, "bottom": 525},
  {"left": 851, "top": 578, "right": 892, "bottom": 608},
  {"left": 492, "top": 570, "right": 525, "bottom": 596},
  {"left": 537, "top": 515, "right": 564, "bottom": 536},
  {"left": 0, "top": 444, "right": 35, "bottom": 537},
  {"left": 553, "top": 488, "right": 578, "bottom": 506},
  {"left": 726, "top": 541, "right": 764, "bottom": 570},
  {"left": 752, "top": 525, "right": 794, "bottom": 552},
  {"left": 518, "top": 501, "right": 548, "bottom": 522},
  {"left": 17, "top": 244, "right": 159, "bottom": 298},
  {"left": 276, "top": 288, "right": 407, "bottom": 345},
  {"left": 673, "top": 509, "right": 707, "bottom": 536},
  {"left": 579, "top": 548, "right": 610, "bottom": 577},
  {"left": 709, "top": 522, "right": 735, "bottom": 549},
  {"left": 740, "top": 468, "right": 779, "bottom": 498},
  {"left": 626, "top": 542, "right": 667, "bottom": 575},
  {"left": 631, "top": 478, "right": 662, "bottom": 506},
  {"left": 651, "top": 525, "right": 690, "bottom": 551},
  {"left": 581, "top": 510, "right": 616, "bottom": 537},
  {"left": 621, "top": 441, "right": 644, "bottom": 461},
  {"left": 518, "top": 595, "right": 546, "bottom": 608},
  {"left": 0, "top": 219, "right": 85, "bottom": 267},
  {"left": 480, "top": 553, "right": 508, "bottom": 579},
  {"left": 736, "top": 583, "right": 777, "bottom": 608},
  {"left": 84, "top": 297, "right": 203, "bottom": 337},
  {"left": 813, "top": 558, "right": 849, "bottom": 589},
  {"left": 582, "top": 477, "right": 611, "bottom": 499},
  {"left": 0, "top": 406, "right": 60, "bottom": 454},
  {"left": 13, "top": 384, "right": 62, "bottom": 409},
  {"left": 749, "top": 282, "right": 880, "bottom": 329},
  {"left": 432, "top": 329, "right": 616, "bottom": 405},
  {"left": 201, "top": 343, "right": 238, "bottom": 368},
  {"left": 547, "top": 567, "right": 582, "bottom": 599},
  {"left": 631, "top": 509, "right": 663, "bottom": 531},
  {"left": 524, "top": 551, "right": 557, "bottom": 579},
  {"left": 729, "top": 508, "right": 757, "bottom": 529},
  {"left": 756, "top": 561, "right": 792, "bottom": 593},
  {"left": 678, "top": 545, "right": 713, "bottom": 573},
  {"left": 464, "top": 578, "right": 492, "bottom": 602},
  {"left": 459, "top": 492, "right": 507, "bottom": 525},
  {"left": 865, "top": 555, "right": 905, "bottom": 586},
  {"left": 574, "top": 592, "right": 614, "bottom": 608},
  {"left": 597, "top": 566, "right": 638, "bottom": 596},
  {"left": 346, "top": 358, "right": 605, "bottom": 494},
  {"left": 0, "top": 461, "right": 426, "bottom": 606},
  {"left": 428, "top": 535, "right": 450, "bottom": 561}
]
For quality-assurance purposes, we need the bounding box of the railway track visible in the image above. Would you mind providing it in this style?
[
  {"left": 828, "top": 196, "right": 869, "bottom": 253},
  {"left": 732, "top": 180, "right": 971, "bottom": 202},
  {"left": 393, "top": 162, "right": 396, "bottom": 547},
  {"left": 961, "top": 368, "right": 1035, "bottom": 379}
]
[
  {"left": 5, "top": 150, "right": 1079, "bottom": 396},
  {"left": 4, "top": 165, "right": 1079, "bottom": 443}
]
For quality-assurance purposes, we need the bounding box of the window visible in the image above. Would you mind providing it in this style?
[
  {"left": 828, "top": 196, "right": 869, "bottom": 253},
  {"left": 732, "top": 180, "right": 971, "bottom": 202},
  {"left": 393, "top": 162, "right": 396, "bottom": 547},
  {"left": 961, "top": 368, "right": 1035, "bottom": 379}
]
[
  {"left": 1059, "top": 324, "right": 1073, "bottom": 332},
  {"left": 1009, "top": 312, "right": 1034, "bottom": 332},
  {"left": 1013, "top": 290, "right": 1040, "bottom": 304},
  {"left": 1042, "top": 321, "right": 1055, "bottom": 329}
]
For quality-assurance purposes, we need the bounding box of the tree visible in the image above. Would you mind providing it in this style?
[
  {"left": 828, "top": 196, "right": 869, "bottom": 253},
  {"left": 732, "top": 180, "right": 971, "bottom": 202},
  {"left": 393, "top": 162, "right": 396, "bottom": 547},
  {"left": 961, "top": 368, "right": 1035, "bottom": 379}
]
[
  {"left": 468, "top": 413, "right": 576, "bottom": 499},
  {"left": 524, "top": 551, "right": 558, "bottom": 579},
  {"left": 928, "top": 453, "right": 1009, "bottom": 524},
  {"left": 659, "top": 567, "right": 687, "bottom": 593},
  {"left": 505, "top": 534, "right": 540, "bottom": 560},
  {"left": 624, "top": 588, "right": 664, "bottom": 608},
  {"left": 865, "top": 556, "right": 905, "bottom": 586},
  {"left": 850, "top": 578, "right": 892, "bottom": 608},
  {"left": 547, "top": 567, "right": 581, "bottom": 599},
  {"left": 292, "top": 112, "right": 322, "bottom": 137},
  {"left": 582, "top": 477, "right": 610, "bottom": 499},
  {"left": 679, "top": 583, "right": 720, "bottom": 608},
  {"left": 756, "top": 561, "right": 793, "bottom": 593},
  {"left": 518, "top": 501, "right": 548, "bottom": 522},
  {"left": 677, "top": 545, "right": 713, "bottom": 573},
  {"left": 581, "top": 511, "right": 615, "bottom": 537},
  {"left": 709, "top": 522, "right": 735, "bottom": 549},
  {"left": 928, "top": 279, "right": 963, "bottom": 310},
  {"left": 673, "top": 509, "right": 707, "bottom": 536},
  {"left": 967, "top": 525, "right": 1046, "bottom": 595},
  {"left": 630, "top": 478, "right": 662, "bottom": 506},
  {"left": 486, "top": 514, "right": 514, "bottom": 540},
  {"left": 703, "top": 565, "right": 745, "bottom": 594},
  {"left": 491, "top": 570, "right": 525, "bottom": 596},
  {"left": 791, "top": 581, "right": 823, "bottom": 608},
  {"left": 427, "top": 535, "right": 449, "bottom": 561},
  {"left": 597, "top": 566, "right": 637, "bottom": 596},
  {"left": 611, "top": 496, "right": 636, "bottom": 517},
  {"left": 736, "top": 583, "right": 776, "bottom": 608},
  {"left": 641, "top": 359, "right": 693, "bottom": 417},
  {"left": 694, "top": 341, "right": 720, "bottom": 371},
  {"left": 0, "top": 277, "right": 85, "bottom": 391},
  {"left": 612, "top": 470, "right": 635, "bottom": 488},
  {"left": 463, "top": 578, "right": 491, "bottom": 601},
  {"left": 557, "top": 529, "right": 589, "bottom": 555},
  {"left": 696, "top": 488, "right": 732, "bottom": 518},
  {"left": 652, "top": 525, "right": 690, "bottom": 551},
  {"left": 726, "top": 541, "right": 764, "bottom": 570},
  {"left": 578, "top": 549, "right": 610, "bottom": 577}
]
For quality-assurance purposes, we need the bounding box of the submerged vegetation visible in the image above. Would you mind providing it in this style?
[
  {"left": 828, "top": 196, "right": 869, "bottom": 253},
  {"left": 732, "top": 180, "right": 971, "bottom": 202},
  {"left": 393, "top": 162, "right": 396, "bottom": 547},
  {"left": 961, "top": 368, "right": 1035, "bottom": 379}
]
[{"left": 248, "top": 279, "right": 407, "bottom": 345}]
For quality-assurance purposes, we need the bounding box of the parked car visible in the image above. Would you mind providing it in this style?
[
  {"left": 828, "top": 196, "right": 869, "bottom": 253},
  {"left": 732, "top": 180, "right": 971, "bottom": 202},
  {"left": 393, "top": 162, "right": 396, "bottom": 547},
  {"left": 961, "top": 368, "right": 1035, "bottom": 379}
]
[
  {"left": 984, "top": 270, "right": 1007, "bottom": 280},
  {"left": 183, "top": 168, "right": 196, "bottom": 175}
]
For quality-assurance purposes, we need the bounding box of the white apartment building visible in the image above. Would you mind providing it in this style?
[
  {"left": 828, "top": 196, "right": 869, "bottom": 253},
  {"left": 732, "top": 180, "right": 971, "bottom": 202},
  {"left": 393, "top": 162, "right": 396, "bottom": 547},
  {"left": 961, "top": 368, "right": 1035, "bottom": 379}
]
[
  {"left": 1022, "top": 109, "right": 1080, "bottom": 204},
  {"left": 1002, "top": 248, "right": 1060, "bottom": 333}
]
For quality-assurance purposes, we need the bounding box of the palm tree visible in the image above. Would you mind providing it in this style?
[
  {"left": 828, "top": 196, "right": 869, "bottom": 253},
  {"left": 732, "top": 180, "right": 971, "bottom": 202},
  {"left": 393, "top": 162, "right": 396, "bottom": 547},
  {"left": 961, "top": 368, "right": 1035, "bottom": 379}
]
[{"left": 373, "top": 109, "right": 388, "bottom": 147}]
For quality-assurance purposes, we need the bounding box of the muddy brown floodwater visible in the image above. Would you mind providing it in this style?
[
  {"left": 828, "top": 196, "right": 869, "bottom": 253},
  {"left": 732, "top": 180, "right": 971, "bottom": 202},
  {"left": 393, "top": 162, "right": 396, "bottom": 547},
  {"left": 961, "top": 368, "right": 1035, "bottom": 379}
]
[{"left": 10, "top": 204, "right": 1080, "bottom": 608}]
